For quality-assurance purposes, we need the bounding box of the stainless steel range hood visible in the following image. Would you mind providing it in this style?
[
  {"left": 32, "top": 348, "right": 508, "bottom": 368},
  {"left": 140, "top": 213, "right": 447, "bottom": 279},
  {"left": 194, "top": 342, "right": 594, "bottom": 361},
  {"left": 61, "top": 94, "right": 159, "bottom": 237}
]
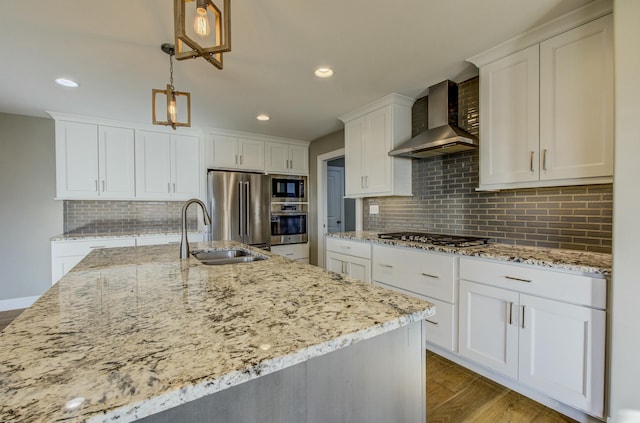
[{"left": 389, "top": 80, "right": 478, "bottom": 159}]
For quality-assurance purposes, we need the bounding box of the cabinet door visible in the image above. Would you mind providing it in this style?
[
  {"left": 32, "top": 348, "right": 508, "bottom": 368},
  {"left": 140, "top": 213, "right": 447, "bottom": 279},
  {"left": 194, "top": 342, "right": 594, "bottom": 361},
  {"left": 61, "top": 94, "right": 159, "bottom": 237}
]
[
  {"left": 210, "top": 134, "right": 239, "bottom": 169},
  {"left": 539, "top": 15, "right": 613, "bottom": 181},
  {"left": 52, "top": 255, "right": 85, "bottom": 284},
  {"left": 326, "top": 251, "right": 347, "bottom": 274},
  {"left": 344, "top": 117, "right": 366, "bottom": 196},
  {"left": 135, "top": 130, "right": 173, "bottom": 199},
  {"left": 346, "top": 256, "right": 371, "bottom": 283},
  {"left": 288, "top": 144, "right": 308, "bottom": 175},
  {"left": 459, "top": 280, "right": 519, "bottom": 379},
  {"left": 479, "top": 45, "right": 540, "bottom": 186},
  {"left": 362, "top": 107, "right": 392, "bottom": 195},
  {"left": 98, "top": 126, "right": 135, "bottom": 198},
  {"left": 55, "top": 121, "right": 99, "bottom": 198},
  {"left": 171, "top": 134, "right": 200, "bottom": 200},
  {"left": 238, "top": 138, "right": 265, "bottom": 171},
  {"left": 266, "top": 142, "right": 290, "bottom": 173},
  {"left": 519, "top": 294, "right": 605, "bottom": 416}
]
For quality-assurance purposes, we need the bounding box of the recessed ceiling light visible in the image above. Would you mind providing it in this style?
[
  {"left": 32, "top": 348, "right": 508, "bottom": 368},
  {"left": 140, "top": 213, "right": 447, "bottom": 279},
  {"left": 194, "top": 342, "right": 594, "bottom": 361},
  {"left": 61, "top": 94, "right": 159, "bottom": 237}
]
[
  {"left": 55, "top": 78, "right": 79, "bottom": 88},
  {"left": 256, "top": 114, "right": 270, "bottom": 121},
  {"left": 314, "top": 67, "right": 334, "bottom": 78}
]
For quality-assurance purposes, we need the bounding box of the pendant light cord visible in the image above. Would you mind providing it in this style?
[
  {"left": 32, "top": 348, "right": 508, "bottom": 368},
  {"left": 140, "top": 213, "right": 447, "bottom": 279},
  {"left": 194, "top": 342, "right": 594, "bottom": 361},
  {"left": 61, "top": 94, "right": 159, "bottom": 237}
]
[{"left": 169, "top": 52, "right": 175, "bottom": 92}]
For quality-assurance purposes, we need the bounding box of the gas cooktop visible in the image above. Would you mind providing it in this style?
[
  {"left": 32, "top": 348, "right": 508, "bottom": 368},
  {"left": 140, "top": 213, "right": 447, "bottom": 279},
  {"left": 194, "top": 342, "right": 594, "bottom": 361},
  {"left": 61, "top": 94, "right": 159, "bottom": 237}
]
[{"left": 377, "top": 232, "right": 491, "bottom": 248}]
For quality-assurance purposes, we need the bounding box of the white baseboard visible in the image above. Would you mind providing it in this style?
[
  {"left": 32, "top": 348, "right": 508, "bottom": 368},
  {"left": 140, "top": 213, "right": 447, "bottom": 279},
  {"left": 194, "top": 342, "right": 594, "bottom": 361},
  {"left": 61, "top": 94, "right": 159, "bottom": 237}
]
[{"left": 0, "top": 295, "right": 39, "bottom": 311}]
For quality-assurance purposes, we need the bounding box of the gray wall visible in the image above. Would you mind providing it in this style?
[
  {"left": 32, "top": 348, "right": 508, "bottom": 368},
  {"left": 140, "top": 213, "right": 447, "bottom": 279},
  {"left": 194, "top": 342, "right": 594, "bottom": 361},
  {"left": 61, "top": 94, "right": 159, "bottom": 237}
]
[
  {"left": 308, "top": 130, "right": 345, "bottom": 265},
  {"left": 611, "top": 0, "right": 640, "bottom": 418},
  {"left": 0, "top": 113, "right": 62, "bottom": 301}
]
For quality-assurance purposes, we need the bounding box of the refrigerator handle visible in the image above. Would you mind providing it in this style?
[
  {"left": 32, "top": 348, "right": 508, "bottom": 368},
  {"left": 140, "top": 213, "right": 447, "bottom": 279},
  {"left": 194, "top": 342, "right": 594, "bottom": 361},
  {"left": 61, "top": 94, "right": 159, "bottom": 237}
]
[
  {"left": 244, "top": 182, "right": 250, "bottom": 236},
  {"left": 238, "top": 181, "right": 244, "bottom": 237}
]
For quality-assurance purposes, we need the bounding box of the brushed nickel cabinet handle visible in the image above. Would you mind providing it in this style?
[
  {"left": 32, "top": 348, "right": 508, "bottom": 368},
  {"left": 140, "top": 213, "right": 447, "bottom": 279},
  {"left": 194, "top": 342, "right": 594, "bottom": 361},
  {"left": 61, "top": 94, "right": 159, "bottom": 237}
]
[
  {"left": 101, "top": 180, "right": 105, "bottom": 192},
  {"left": 521, "top": 305, "right": 526, "bottom": 329},
  {"left": 508, "top": 301, "right": 513, "bottom": 325},
  {"left": 168, "top": 183, "right": 171, "bottom": 193},
  {"left": 542, "top": 149, "right": 547, "bottom": 171},
  {"left": 425, "top": 319, "right": 439, "bottom": 326},
  {"left": 173, "top": 183, "right": 176, "bottom": 193},
  {"left": 505, "top": 275, "right": 532, "bottom": 283},
  {"left": 529, "top": 151, "right": 534, "bottom": 172},
  {"left": 89, "top": 245, "right": 106, "bottom": 249},
  {"left": 380, "top": 264, "right": 393, "bottom": 268},
  {"left": 421, "top": 273, "right": 439, "bottom": 279},
  {"left": 95, "top": 180, "right": 99, "bottom": 192},
  {"left": 235, "top": 154, "right": 238, "bottom": 165},
  {"left": 239, "top": 155, "right": 243, "bottom": 165}
]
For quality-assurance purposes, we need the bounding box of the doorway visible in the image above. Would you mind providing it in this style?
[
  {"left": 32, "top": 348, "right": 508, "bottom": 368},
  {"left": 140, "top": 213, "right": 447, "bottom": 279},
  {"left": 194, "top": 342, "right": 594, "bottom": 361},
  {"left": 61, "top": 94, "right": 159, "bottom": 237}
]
[{"left": 317, "top": 149, "right": 358, "bottom": 269}]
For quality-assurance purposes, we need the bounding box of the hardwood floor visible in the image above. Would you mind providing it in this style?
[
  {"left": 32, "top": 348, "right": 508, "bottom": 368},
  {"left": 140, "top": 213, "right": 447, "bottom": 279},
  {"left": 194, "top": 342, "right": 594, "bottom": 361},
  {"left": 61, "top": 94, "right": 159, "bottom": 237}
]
[
  {"left": 0, "top": 310, "right": 576, "bottom": 422},
  {"left": 0, "top": 308, "right": 24, "bottom": 332},
  {"left": 427, "top": 350, "right": 577, "bottom": 423}
]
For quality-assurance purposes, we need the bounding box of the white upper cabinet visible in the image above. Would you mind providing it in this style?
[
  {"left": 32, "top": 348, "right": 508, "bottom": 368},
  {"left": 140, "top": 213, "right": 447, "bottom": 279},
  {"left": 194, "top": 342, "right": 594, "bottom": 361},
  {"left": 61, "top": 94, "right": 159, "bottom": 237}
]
[
  {"left": 266, "top": 141, "right": 309, "bottom": 175},
  {"left": 539, "top": 15, "right": 614, "bottom": 181},
  {"left": 469, "top": 9, "right": 613, "bottom": 191},
  {"left": 478, "top": 45, "right": 540, "bottom": 186},
  {"left": 340, "top": 93, "right": 413, "bottom": 198},
  {"left": 207, "top": 133, "right": 265, "bottom": 172},
  {"left": 55, "top": 121, "right": 135, "bottom": 199},
  {"left": 135, "top": 130, "right": 200, "bottom": 200}
]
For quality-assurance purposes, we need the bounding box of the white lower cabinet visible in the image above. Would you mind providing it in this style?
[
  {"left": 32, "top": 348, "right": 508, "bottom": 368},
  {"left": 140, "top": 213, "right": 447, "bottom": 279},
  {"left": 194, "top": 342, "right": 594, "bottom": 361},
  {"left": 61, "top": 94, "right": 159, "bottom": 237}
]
[
  {"left": 51, "top": 233, "right": 206, "bottom": 283},
  {"left": 371, "top": 244, "right": 457, "bottom": 352},
  {"left": 271, "top": 243, "right": 309, "bottom": 263},
  {"left": 325, "top": 238, "right": 371, "bottom": 283},
  {"left": 458, "top": 257, "right": 606, "bottom": 418},
  {"left": 51, "top": 238, "right": 136, "bottom": 284}
]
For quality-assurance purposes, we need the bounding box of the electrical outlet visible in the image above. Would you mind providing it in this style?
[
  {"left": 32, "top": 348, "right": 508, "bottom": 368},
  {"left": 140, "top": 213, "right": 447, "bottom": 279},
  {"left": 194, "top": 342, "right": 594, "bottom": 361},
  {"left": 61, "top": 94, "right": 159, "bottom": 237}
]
[{"left": 369, "top": 205, "right": 379, "bottom": 215}]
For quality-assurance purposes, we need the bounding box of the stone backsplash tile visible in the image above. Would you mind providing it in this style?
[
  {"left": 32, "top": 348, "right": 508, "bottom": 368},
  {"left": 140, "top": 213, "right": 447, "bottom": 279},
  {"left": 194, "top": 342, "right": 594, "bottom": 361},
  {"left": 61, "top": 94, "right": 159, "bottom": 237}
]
[
  {"left": 363, "top": 77, "right": 612, "bottom": 253},
  {"left": 63, "top": 201, "right": 199, "bottom": 235}
]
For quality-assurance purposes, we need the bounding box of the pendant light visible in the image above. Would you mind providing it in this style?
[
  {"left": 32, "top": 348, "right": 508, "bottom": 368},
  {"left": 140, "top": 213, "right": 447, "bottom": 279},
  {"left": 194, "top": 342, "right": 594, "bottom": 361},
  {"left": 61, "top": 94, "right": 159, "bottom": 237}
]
[
  {"left": 174, "top": 0, "right": 231, "bottom": 69},
  {"left": 152, "top": 43, "right": 191, "bottom": 129}
]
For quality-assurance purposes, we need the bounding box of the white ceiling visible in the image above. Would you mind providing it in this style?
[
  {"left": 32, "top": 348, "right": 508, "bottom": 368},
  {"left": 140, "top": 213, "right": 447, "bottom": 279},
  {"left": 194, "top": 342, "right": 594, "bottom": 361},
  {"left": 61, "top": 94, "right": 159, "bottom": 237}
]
[{"left": 0, "top": 0, "right": 595, "bottom": 141}]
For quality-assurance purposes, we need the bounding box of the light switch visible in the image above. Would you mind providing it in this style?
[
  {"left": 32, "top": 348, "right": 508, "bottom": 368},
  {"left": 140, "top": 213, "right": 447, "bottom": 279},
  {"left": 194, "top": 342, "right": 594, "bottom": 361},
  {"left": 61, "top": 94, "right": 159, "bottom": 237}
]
[{"left": 369, "top": 205, "right": 379, "bottom": 215}]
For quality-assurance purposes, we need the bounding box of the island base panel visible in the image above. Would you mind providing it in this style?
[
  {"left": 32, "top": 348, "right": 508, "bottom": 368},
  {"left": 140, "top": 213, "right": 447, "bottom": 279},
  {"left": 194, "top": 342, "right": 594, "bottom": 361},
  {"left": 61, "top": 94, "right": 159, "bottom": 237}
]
[{"left": 138, "top": 321, "right": 425, "bottom": 423}]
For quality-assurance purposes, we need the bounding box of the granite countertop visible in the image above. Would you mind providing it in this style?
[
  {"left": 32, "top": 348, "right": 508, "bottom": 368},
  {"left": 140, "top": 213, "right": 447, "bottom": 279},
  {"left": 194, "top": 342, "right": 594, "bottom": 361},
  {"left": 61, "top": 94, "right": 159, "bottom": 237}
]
[
  {"left": 0, "top": 242, "right": 434, "bottom": 423},
  {"left": 328, "top": 231, "right": 612, "bottom": 276}
]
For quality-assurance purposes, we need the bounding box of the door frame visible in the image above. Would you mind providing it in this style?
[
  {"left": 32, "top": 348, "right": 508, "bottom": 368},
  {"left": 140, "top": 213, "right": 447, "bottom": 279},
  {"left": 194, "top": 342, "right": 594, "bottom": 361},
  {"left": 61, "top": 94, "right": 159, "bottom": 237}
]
[
  {"left": 317, "top": 148, "right": 362, "bottom": 269},
  {"left": 327, "top": 165, "right": 345, "bottom": 233}
]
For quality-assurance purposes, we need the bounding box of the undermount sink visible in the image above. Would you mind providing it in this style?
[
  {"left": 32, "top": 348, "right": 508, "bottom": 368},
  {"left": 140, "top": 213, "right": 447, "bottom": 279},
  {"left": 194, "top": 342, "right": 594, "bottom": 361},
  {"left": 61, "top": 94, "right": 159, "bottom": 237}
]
[{"left": 191, "top": 249, "right": 267, "bottom": 266}]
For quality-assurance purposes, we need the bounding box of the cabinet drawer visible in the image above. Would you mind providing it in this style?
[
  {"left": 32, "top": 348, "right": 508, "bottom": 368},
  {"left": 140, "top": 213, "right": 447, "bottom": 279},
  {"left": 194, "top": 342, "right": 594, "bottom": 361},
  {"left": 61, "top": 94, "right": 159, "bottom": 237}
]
[
  {"left": 459, "top": 257, "right": 606, "bottom": 309},
  {"left": 271, "top": 243, "right": 309, "bottom": 260},
  {"left": 372, "top": 245, "right": 457, "bottom": 303},
  {"left": 373, "top": 280, "right": 454, "bottom": 352},
  {"left": 52, "top": 238, "right": 136, "bottom": 256},
  {"left": 423, "top": 297, "right": 456, "bottom": 352},
  {"left": 326, "top": 237, "right": 371, "bottom": 259}
]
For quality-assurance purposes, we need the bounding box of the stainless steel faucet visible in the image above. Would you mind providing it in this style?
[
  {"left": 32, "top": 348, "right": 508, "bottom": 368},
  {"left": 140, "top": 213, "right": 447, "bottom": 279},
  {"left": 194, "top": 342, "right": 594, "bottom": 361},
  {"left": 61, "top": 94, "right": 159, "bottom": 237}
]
[{"left": 180, "top": 198, "right": 212, "bottom": 259}]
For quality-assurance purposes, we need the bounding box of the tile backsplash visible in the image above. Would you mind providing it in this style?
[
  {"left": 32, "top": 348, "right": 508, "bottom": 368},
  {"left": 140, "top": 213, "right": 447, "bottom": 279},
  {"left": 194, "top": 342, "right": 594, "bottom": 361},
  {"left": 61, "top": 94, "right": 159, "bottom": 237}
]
[
  {"left": 63, "top": 201, "right": 199, "bottom": 235},
  {"left": 363, "top": 77, "right": 612, "bottom": 253}
]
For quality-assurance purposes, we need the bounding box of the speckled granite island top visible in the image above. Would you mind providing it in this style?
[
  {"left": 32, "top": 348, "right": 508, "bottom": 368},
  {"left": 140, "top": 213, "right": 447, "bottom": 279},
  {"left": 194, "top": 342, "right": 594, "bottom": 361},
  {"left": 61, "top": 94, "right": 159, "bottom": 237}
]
[
  {"left": 328, "top": 231, "right": 612, "bottom": 276},
  {"left": 0, "top": 242, "right": 434, "bottom": 422}
]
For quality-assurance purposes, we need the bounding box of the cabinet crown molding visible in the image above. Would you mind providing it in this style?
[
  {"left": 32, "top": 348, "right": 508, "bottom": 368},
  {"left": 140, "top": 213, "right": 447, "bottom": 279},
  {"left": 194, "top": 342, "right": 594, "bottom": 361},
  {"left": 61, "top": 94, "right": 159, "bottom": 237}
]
[
  {"left": 206, "top": 128, "right": 310, "bottom": 146},
  {"left": 466, "top": 0, "right": 612, "bottom": 68},
  {"left": 339, "top": 93, "right": 415, "bottom": 124}
]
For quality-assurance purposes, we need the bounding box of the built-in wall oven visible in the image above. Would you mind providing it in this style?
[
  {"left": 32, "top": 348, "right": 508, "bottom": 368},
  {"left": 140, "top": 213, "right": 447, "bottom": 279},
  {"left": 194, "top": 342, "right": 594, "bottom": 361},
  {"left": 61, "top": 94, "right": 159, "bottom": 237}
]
[{"left": 270, "top": 175, "right": 308, "bottom": 245}]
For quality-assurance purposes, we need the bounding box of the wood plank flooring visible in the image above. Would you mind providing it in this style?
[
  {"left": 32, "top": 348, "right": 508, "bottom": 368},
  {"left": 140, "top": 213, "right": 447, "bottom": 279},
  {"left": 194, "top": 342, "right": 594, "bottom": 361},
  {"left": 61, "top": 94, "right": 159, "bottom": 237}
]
[
  {"left": 0, "top": 308, "right": 24, "bottom": 332},
  {"left": 0, "top": 310, "right": 577, "bottom": 422},
  {"left": 427, "top": 349, "right": 577, "bottom": 423}
]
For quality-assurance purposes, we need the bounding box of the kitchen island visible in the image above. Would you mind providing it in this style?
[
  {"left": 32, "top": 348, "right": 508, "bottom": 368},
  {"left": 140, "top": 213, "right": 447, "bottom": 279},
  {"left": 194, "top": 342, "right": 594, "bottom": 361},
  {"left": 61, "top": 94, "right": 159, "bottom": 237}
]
[{"left": 0, "top": 242, "right": 434, "bottom": 422}]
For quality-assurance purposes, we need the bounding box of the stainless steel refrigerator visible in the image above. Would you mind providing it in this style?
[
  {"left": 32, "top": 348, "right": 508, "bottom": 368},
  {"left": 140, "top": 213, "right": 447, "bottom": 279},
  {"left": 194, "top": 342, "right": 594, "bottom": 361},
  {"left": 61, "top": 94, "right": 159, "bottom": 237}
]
[{"left": 207, "top": 170, "right": 271, "bottom": 249}]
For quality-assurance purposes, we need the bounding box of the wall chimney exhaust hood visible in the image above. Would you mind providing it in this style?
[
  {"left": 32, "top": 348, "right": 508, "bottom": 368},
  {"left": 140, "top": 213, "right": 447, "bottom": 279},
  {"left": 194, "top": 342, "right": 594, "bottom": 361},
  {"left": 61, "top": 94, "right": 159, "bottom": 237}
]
[{"left": 388, "top": 80, "right": 478, "bottom": 159}]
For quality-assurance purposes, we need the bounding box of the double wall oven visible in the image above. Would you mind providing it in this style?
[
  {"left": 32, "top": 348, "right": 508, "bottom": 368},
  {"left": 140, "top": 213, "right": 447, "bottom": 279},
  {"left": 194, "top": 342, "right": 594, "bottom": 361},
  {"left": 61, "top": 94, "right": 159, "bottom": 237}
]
[{"left": 270, "top": 175, "right": 308, "bottom": 245}]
